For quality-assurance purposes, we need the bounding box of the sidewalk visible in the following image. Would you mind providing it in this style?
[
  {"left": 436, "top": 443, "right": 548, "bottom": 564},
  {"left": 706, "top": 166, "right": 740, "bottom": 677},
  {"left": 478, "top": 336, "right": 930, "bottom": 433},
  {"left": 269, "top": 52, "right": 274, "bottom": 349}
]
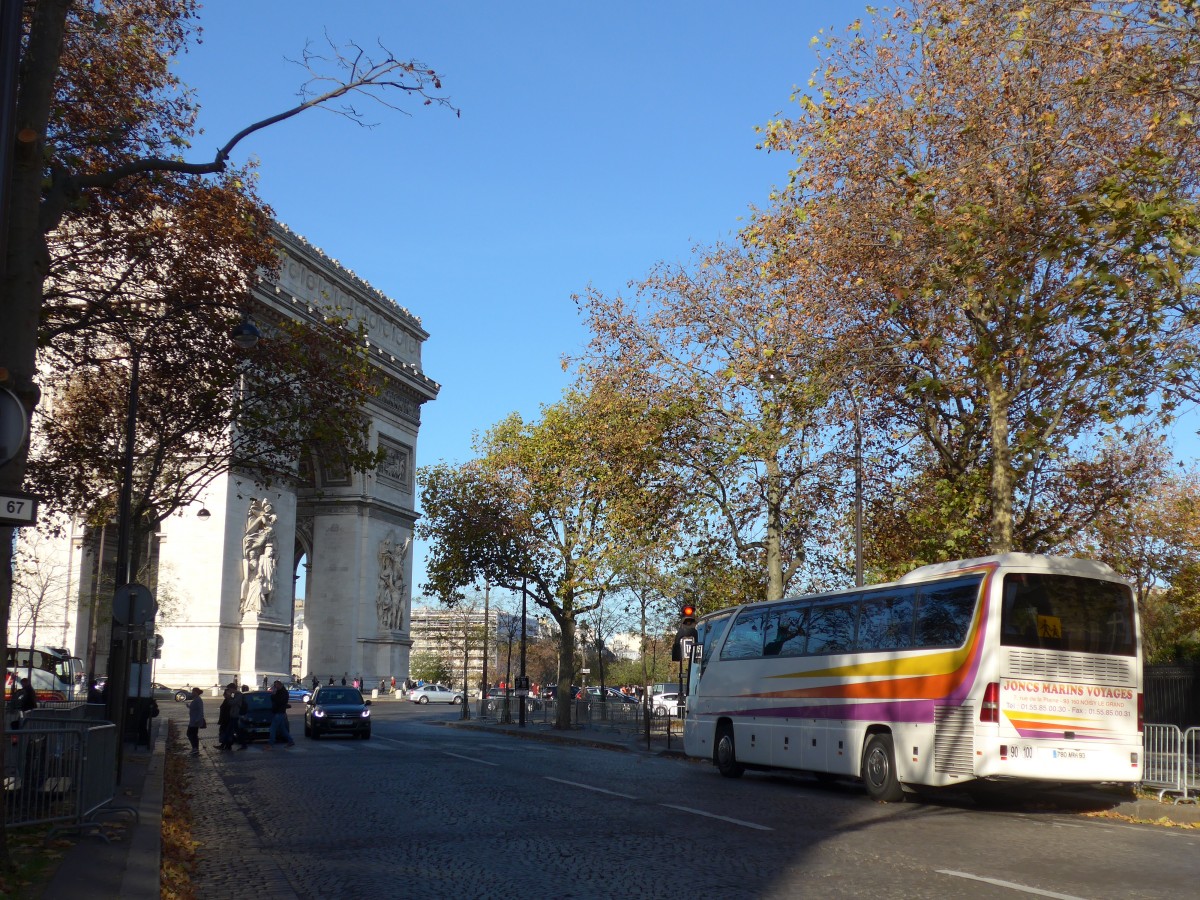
[
  {"left": 38, "top": 712, "right": 1200, "bottom": 900},
  {"left": 42, "top": 722, "right": 165, "bottom": 900}
]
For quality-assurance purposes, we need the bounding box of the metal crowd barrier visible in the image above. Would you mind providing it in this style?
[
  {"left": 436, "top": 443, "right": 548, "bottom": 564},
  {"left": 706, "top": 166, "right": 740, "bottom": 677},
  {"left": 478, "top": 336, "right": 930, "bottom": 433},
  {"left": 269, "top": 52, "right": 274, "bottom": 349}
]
[
  {"left": 3, "top": 721, "right": 137, "bottom": 838},
  {"left": 1185, "top": 727, "right": 1199, "bottom": 802},
  {"left": 1141, "top": 723, "right": 1200, "bottom": 803}
]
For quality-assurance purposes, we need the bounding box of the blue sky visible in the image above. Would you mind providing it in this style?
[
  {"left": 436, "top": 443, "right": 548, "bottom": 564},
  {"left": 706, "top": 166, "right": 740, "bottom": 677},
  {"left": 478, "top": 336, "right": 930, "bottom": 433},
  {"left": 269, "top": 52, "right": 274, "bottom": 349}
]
[
  {"left": 174, "top": 2, "right": 1198, "bottom": 595},
  {"left": 174, "top": 1, "right": 849, "bottom": 593}
]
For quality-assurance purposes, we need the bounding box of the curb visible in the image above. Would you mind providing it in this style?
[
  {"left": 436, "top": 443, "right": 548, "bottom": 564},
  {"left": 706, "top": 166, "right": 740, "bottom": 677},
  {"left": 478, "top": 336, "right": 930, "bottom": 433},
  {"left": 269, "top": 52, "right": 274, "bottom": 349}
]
[{"left": 120, "top": 723, "right": 164, "bottom": 898}]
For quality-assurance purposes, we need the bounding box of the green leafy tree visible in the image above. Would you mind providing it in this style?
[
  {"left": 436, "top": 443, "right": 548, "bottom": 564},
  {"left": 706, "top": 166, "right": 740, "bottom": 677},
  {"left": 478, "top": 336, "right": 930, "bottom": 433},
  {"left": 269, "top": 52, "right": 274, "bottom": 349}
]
[
  {"left": 419, "top": 387, "right": 678, "bottom": 729},
  {"left": 408, "top": 650, "right": 453, "bottom": 685}
]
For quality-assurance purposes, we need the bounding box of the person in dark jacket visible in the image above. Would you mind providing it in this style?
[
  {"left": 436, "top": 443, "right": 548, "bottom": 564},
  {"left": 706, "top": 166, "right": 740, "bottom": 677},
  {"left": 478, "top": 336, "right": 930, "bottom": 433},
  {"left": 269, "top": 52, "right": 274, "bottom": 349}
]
[{"left": 266, "top": 680, "right": 294, "bottom": 748}]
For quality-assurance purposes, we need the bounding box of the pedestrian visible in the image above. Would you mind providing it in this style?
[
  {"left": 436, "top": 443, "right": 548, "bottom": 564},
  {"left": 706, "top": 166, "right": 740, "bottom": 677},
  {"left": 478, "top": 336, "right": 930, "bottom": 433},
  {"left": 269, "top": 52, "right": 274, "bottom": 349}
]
[
  {"left": 341, "top": 673, "right": 347, "bottom": 686},
  {"left": 18, "top": 677, "right": 37, "bottom": 715},
  {"left": 262, "top": 674, "right": 269, "bottom": 690},
  {"left": 217, "top": 682, "right": 242, "bottom": 750},
  {"left": 355, "top": 673, "right": 361, "bottom": 690},
  {"left": 379, "top": 678, "right": 386, "bottom": 695},
  {"left": 391, "top": 675, "right": 396, "bottom": 693},
  {"left": 328, "top": 676, "right": 334, "bottom": 685},
  {"left": 311, "top": 673, "right": 319, "bottom": 691},
  {"left": 267, "top": 680, "right": 295, "bottom": 749},
  {"left": 186, "top": 686, "right": 206, "bottom": 754}
]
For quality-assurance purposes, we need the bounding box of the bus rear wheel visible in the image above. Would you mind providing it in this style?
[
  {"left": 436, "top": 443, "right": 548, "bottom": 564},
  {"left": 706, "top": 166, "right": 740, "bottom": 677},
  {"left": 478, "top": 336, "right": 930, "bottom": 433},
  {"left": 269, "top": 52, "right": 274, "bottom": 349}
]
[
  {"left": 715, "top": 725, "right": 745, "bottom": 779},
  {"left": 862, "top": 733, "right": 904, "bottom": 802}
]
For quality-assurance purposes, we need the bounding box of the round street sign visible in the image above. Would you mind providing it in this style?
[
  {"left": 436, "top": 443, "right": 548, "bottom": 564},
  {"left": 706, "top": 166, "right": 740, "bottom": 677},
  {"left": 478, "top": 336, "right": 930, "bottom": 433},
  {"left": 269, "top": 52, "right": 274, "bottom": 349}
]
[
  {"left": 0, "top": 387, "right": 28, "bottom": 467},
  {"left": 112, "top": 583, "right": 156, "bottom": 626}
]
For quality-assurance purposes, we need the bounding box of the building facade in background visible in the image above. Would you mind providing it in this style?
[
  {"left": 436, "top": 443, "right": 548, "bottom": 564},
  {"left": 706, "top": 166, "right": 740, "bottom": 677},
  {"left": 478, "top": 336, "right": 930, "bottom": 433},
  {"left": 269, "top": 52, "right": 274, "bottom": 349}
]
[{"left": 409, "top": 603, "right": 541, "bottom": 693}]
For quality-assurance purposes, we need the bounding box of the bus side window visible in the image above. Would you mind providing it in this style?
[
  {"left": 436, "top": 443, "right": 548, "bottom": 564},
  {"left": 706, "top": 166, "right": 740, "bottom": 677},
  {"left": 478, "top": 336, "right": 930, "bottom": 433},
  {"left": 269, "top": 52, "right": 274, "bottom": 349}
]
[
  {"left": 858, "top": 587, "right": 917, "bottom": 651},
  {"left": 915, "top": 576, "right": 981, "bottom": 648},
  {"left": 720, "top": 609, "right": 766, "bottom": 660},
  {"left": 763, "top": 605, "right": 807, "bottom": 657},
  {"left": 805, "top": 600, "right": 858, "bottom": 655}
]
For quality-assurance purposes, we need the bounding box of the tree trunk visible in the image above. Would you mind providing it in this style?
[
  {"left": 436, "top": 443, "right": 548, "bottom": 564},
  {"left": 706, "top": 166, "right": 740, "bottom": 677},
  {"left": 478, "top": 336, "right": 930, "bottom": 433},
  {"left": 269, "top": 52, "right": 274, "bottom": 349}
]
[
  {"left": 765, "top": 455, "right": 785, "bottom": 601},
  {"left": 555, "top": 617, "right": 575, "bottom": 730},
  {"left": 984, "top": 371, "right": 1015, "bottom": 554}
]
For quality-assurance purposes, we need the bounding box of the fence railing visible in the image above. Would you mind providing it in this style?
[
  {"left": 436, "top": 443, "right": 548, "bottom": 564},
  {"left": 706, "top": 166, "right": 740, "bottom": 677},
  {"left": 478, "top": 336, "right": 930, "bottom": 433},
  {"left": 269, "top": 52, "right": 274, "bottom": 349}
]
[
  {"left": 3, "top": 721, "right": 138, "bottom": 838},
  {"left": 1142, "top": 723, "right": 1199, "bottom": 803},
  {"left": 475, "top": 694, "right": 685, "bottom": 743}
]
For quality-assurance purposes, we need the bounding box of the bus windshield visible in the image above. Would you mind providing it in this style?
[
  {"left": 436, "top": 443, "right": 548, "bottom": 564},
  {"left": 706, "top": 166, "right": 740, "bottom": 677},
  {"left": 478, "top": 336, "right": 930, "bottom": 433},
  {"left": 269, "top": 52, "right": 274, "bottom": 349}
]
[{"left": 1000, "top": 573, "right": 1135, "bottom": 656}]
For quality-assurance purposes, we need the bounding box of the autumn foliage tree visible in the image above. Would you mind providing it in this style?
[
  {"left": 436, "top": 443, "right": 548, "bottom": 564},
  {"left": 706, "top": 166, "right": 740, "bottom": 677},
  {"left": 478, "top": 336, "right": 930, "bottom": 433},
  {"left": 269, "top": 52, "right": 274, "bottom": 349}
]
[
  {"left": 754, "top": 0, "right": 1200, "bottom": 559},
  {"left": 577, "top": 242, "right": 855, "bottom": 601}
]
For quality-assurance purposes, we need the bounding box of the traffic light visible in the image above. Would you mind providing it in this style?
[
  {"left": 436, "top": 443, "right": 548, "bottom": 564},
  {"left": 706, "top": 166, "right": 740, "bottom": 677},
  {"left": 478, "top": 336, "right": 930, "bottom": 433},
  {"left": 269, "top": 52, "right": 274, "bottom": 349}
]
[{"left": 672, "top": 603, "right": 699, "bottom": 661}]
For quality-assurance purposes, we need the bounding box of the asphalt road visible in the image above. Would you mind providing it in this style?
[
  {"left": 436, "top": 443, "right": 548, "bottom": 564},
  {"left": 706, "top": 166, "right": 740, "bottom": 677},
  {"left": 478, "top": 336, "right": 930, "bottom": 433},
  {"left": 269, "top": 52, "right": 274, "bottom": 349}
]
[{"left": 176, "top": 699, "right": 1200, "bottom": 899}]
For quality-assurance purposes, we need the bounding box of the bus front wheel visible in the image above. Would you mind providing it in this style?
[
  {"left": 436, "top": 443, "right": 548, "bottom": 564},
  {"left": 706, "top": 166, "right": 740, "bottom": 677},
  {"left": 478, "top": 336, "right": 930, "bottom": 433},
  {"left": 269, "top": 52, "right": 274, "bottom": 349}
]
[
  {"left": 715, "top": 725, "right": 745, "bottom": 779},
  {"left": 862, "top": 733, "right": 904, "bottom": 802}
]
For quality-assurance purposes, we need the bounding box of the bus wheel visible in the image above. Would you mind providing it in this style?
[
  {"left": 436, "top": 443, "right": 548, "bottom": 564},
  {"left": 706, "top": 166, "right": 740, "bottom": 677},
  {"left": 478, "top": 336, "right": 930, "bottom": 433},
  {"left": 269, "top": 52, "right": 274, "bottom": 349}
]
[
  {"left": 715, "top": 725, "right": 745, "bottom": 779},
  {"left": 862, "top": 734, "right": 904, "bottom": 802}
]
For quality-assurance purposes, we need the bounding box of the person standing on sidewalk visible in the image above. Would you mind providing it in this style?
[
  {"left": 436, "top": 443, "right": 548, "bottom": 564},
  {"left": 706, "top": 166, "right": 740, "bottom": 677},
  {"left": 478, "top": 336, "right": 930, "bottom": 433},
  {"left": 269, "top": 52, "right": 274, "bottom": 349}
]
[
  {"left": 186, "top": 687, "right": 205, "bottom": 754},
  {"left": 267, "top": 680, "right": 294, "bottom": 748}
]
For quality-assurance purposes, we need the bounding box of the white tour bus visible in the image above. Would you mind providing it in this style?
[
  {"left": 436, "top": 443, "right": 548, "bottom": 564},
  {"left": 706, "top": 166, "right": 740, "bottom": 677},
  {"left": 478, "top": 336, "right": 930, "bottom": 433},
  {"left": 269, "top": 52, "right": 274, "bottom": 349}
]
[
  {"left": 5, "top": 646, "right": 86, "bottom": 702},
  {"left": 683, "top": 553, "right": 1142, "bottom": 801}
]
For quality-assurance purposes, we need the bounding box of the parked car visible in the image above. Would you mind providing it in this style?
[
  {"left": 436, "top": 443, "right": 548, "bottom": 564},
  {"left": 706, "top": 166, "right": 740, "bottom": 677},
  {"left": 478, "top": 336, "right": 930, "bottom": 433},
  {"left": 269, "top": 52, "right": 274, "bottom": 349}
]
[
  {"left": 408, "top": 684, "right": 463, "bottom": 705},
  {"left": 587, "top": 686, "right": 638, "bottom": 704},
  {"left": 237, "top": 690, "right": 276, "bottom": 743},
  {"left": 285, "top": 683, "right": 312, "bottom": 704},
  {"left": 651, "top": 692, "right": 682, "bottom": 716},
  {"left": 304, "top": 685, "right": 371, "bottom": 739},
  {"left": 485, "top": 687, "right": 542, "bottom": 713},
  {"left": 149, "top": 682, "right": 190, "bottom": 703}
]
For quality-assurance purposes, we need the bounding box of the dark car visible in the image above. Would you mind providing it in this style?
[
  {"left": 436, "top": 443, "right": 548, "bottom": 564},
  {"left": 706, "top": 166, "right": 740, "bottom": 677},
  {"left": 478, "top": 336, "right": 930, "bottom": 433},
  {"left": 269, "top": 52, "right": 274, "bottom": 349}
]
[
  {"left": 237, "top": 690, "right": 276, "bottom": 743},
  {"left": 304, "top": 685, "right": 371, "bottom": 739},
  {"left": 485, "top": 687, "right": 542, "bottom": 713}
]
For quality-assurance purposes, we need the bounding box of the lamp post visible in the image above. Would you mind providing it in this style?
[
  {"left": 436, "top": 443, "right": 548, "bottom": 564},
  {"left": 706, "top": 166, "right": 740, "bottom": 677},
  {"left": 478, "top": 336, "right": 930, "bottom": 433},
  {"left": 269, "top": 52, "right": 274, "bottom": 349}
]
[
  {"left": 103, "top": 345, "right": 141, "bottom": 741},
  {"left": 105, "top": 314, "right": 260, "bottom": 758},
  {"left": 518, "top": 576, "right": 528, "bottom": 728}
]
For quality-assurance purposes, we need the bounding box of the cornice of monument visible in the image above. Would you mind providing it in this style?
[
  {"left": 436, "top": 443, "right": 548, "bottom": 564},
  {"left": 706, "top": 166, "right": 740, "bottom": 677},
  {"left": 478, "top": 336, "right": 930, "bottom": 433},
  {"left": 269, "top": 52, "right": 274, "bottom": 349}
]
[{"left": 253, "top": 222, "right": 441, "bottom": 399}]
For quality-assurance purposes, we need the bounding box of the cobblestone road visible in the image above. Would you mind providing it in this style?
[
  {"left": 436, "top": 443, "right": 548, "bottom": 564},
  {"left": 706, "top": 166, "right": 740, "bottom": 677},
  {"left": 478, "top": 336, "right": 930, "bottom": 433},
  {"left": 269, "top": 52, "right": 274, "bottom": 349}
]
[{"left": 163, "top": 702, "right": 1200, "bottom": 900}]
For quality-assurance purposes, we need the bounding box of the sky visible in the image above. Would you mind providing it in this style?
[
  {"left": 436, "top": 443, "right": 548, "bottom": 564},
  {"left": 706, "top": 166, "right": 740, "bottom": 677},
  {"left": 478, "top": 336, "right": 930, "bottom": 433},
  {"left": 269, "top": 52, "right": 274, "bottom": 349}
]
[
  {"left": 172, "top": 2, "right": 1199, "bottom": 597},
  {"left": 172, "top": 1, "right": 852, "bottom": 595}
]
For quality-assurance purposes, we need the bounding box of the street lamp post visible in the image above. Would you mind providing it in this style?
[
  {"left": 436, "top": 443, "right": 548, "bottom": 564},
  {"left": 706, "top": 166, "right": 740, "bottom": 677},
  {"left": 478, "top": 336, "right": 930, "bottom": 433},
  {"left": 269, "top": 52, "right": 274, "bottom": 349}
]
[
  {"left": 103, "top": 346, "right": 141, "bottom": 742},
  {"left": 518, "top": 576, "right": 527, "bottom": 728},
  {"left": 105, "top": 314, "right": 260, "bottom": 764}
]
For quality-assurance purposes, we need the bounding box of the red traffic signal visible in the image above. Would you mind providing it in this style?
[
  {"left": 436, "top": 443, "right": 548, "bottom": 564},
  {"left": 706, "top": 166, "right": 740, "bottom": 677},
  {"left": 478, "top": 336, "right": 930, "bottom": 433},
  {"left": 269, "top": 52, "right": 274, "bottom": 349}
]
[{"left": 681, "top": 604, "right": 696, "bottom": 623}]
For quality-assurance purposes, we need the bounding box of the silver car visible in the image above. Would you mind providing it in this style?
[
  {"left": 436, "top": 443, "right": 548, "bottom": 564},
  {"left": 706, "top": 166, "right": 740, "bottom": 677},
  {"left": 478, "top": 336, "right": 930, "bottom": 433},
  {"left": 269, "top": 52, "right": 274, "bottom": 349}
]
[{"left": 407, "top": 683, "right": 463, "bottom": 704}]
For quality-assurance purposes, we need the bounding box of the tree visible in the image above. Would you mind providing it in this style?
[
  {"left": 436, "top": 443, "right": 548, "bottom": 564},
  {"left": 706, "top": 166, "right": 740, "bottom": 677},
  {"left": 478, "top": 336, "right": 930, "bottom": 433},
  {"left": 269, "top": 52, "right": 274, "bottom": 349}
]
[
  {"left": 577, "top": 241, "right": 848, "bottom": 601},
  {"left": 1064, "top": 459, "right": 1200, "bottom": 661},
  {"left": 10, "top": 523, "right": 72, "bottom": 650},
  {"left": 419, "top": 387, "right": 677, "bottom": 729},
  {"left": 0, "top": 0, "right": 455, "bottom": 861},
  {"left": 753, "top": 0, "right": 1200, "bottom": 556},
  {"left": 408, "top": 650, "right": 453, "bottom": 685}
]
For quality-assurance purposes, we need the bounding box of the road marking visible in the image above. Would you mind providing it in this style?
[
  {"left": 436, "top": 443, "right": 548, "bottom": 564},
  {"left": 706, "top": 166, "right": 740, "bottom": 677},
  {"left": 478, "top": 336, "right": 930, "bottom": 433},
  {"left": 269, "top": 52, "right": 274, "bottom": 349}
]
[
  {"left": 545, "top": 777, "right": 638, "bottom": 800},
  {"left": 937, "top": 870, "right": 1089, "bottom": 899},
  {"left": 443, "top": 751, "right": 498, "bottom": 766},
  {"left": 659, "top": 803, "right": 772, "bottom": 831}
]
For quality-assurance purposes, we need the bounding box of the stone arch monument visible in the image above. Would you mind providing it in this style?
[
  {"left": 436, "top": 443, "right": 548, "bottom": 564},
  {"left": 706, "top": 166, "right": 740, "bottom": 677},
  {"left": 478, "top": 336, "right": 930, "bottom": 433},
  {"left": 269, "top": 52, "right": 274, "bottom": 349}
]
[{"left": 66, "top": 223, "right": 439, "bottom": 690}]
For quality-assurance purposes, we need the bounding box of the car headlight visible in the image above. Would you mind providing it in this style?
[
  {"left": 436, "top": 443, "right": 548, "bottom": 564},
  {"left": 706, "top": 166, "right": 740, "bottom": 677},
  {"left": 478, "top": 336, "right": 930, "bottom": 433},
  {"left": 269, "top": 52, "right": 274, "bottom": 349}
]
[
  {"left": 361, "top": 708, "right": 371, "bottom": 718},
  {"left": 312, "top": 707, "right": 326, "bottom": 718}
]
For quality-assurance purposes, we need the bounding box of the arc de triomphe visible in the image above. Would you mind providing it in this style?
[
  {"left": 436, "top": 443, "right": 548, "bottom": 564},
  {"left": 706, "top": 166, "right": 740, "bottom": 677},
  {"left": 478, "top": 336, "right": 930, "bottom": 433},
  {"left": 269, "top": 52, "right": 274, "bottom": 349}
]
[{"left": 70, "top": 223, "right": 438, "bottom": 690}]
